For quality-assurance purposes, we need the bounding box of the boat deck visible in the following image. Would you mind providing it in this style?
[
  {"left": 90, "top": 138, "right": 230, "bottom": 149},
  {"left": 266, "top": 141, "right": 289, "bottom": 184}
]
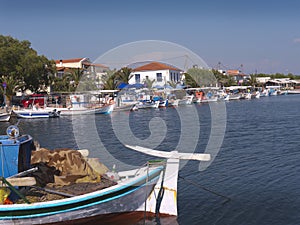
[{"left": 16, "top": 175, "right": 117, "bottom": 204}]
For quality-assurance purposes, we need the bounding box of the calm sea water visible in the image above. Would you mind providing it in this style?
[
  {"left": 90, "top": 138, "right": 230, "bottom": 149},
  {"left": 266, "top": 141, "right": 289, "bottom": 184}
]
[{"left": 1, "top": 95, "right": 300, "bottom": 225}]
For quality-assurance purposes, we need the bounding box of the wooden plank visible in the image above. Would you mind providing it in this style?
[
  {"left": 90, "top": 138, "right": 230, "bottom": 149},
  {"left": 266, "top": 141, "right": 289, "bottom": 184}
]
[
  {"left": 1, "top": 177, "right": 36, "bottom": 187},
  {"left": 125, "top": 145, "right": 211, "bottom": 161}
]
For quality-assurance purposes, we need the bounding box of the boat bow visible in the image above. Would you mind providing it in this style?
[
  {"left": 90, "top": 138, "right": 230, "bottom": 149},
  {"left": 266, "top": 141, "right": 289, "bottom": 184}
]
[{"left": 125, "top": 145, "right": 211, "bottom": 216}]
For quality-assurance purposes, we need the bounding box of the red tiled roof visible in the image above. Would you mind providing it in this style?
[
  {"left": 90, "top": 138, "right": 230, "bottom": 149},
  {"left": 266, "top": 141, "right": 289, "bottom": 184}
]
[
  {"left": 133, "top": 62, "right": 181, "bottom": 72},
  {"left": 227, "top": 70, "right": 240, "bottom": 76},
  {"left": 55, "top": 58, "right": 86, "bottom": 64}
]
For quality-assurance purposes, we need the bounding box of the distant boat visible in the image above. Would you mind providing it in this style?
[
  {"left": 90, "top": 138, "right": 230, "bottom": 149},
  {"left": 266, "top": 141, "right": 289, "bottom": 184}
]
[
  {"left": 136, "top": 100, "right": 159, "bottom": 109},
  {"left": 12, "top": 108, "right": 60, "bottom": 119},
  {"left": 178, "top": 95, "right": 193, "bottom": 105},
  {"left": 226, "top": 94, "right": 241, "bottom": 101},
  {"left": 0, "top": 112, "right": 11, "bottom": 122},
  {"left": 168, "top": 99, "right": 179, "bottom": 107},
  {"left": 113, "top": 103, "right": 138, "bottom": 112},
  {"left": 287, "top": 90, "right": 300, "bottom": 94},
  {"left": 47, "top": 104, "right": 114, "bottom": 116}
]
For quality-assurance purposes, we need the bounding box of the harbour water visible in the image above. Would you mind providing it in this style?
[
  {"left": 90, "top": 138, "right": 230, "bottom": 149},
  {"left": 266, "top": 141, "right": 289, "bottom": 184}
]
[{"left": 1, "top": 95, "right": 300, "bottom": 225}]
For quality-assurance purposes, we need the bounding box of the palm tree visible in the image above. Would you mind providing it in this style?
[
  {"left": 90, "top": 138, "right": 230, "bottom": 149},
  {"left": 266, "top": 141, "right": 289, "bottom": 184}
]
[
  {"left": 63, "top": 68, "right": 85, "bottom": 91},
  {"left": 114, "top": 67, "right": 133, "bottom": 87},
  {"left": 0, "top": 75, "right": 24, "bottom": 106},
  {"left": 143, "top": 77, "right": 155, "bottom": 89},
  {"left": 247, "top": 74, "right": 258, "bottom": 87},
  {"left": 224, "top": 76, "right": 237, "bottom": 87},
  {"left": 183, "top": 72, "right": 198, "bottom": 88},
  {"left": 101, "top": 69, "right": 117, "bottom": 90},
  {"left": 167, "top": 80, "right": 177, "bottom": 88}
]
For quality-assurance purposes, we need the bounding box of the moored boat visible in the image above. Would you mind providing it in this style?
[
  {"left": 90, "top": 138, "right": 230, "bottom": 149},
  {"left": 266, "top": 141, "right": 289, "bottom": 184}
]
[
  {"left": 136, "top": 100, "right": 159, "bottom": 109},
  {"left": 12, "top": 108, "right": 60, "bottom": 119},
  {"left": 178, "top": 95, "right": 193, "bottom": 105},
  {"left": 0, "top": 112, "right": 11, "bottom": 122},
  {"left": 46, "top": 94, "right": 115, "bottom": 115},
  {"left": 47, "top": 104, "right": 114, "bottom": 116},
  {"left": 0, "top": 125, "right": 210, "bottom": 224}
]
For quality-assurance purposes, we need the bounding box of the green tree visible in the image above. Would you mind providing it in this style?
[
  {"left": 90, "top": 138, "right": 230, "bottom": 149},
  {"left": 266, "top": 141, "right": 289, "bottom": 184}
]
[
  {"left": 102, "top": 69, "right": 117, "bottom": 90},
  {"left": 0, "top": 76, "right": 24, "bottom": 105},
  {"left": 223, "top": 76, "right": 237, "bottom": 87},
  {"left": 63, "top": 68, "right": 84, "bottom": 91},
  {"left": 246, "top": 74, "right": 258, "bottom": 87},
  {"left": 184, "top": 67, "right": 217, "bottom": 88},
  {"left": 50, "top": 76, "right": 69, "bottom": 92},
  {"left": 183, "top": 72, "right": 198, "bottom": 88},
  {"left": 0, "top": 35, "right": 54, "bottom": 95},
  {"left": 143, "top": 77, "right": 155, "bottom": 89},
  {"left": 114, "top": 67, "right": 133, "bottom": 87},
  {"left": 167, "top": 80, "right": 177, "bottom": 88}
]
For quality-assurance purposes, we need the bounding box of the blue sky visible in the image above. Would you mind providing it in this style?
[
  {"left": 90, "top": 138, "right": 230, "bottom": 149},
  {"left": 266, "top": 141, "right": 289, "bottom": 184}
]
[{"left": 1, "top": 0, "right": 300, "bottom": 74}]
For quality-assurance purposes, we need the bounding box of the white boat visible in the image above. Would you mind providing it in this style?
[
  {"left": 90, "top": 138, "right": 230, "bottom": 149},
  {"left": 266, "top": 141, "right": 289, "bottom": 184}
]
[
  {"left": 158, "top": 99, "right": 168, "bottom": 107},
  {"left": 178, "top": 95, "right": 193, "bottom": 105},
  {"left": 47, "top": 104, "right": 114, "bottom": 116},
  {"left": 168, "top": 99, "right": 179, "bottom": 107},
  {"left": 0, "top": 112, "right": 11, "bottom": 122},
  {"left": 12, "top": 108, "right": 60, "bottom": 119},
  {"left": 136, "top": 100, "right": 159, "bottom": 109},
  {"left": 47, "top": 93, "right": 115, "bottom": 115},
  {"left": 244, "top": 93, "right": 252, "bottom": 100},
  {"left": 0, "top": 125, "right": 210, "bottom": 224},
  {"left": 255, "top": 91, "right": 261, "bottom": 99},
  {"left": 222, "top": 94, "right": 241, "bottom": 101},
  {"left": 287, "top": 89, "right": 300, "bottom": 94},
  {"left": 200, "top": 96, "right": 218, "bottom": 103},
  {"left": 113, "top": 103, "right": 137, "bottom": 112}
]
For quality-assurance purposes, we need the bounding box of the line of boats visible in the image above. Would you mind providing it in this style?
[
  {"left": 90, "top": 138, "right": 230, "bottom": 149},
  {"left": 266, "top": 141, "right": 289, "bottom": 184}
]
[{"left": 0, "top": 86, "right": 298, "bottom": 121}]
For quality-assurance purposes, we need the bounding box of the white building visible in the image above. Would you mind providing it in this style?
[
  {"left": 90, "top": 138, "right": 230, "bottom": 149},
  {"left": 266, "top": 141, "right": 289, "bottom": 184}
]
[
  {"left": 55, "top": 58, "right": 109, "bottom": 88},
  {"left": 256, "top": 77, "right": 271, "bottom": 84},
  {"left": 129, "top": 62, "right": 183, "bottom": 87}
]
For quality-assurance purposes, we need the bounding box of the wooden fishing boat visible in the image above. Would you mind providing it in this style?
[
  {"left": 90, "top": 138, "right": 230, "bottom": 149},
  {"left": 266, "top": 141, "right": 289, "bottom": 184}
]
[
  {"left": 0, "top": 125, "right": 210, "bottom": 224},
  {"left": 46, "top": 103, "right": 114, "bottom": 116}
]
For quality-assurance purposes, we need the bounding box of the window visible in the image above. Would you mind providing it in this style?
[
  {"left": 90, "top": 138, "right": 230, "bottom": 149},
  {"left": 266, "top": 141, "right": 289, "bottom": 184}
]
[
  {"left": 156, "top": 73, "right": 162, "bottom": 82},
  {"left": 57, "top": 71, "right": 64, "bottom": 78},
  {"left": 135, "top": 74, "right": 140, "bottom": 83}
]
